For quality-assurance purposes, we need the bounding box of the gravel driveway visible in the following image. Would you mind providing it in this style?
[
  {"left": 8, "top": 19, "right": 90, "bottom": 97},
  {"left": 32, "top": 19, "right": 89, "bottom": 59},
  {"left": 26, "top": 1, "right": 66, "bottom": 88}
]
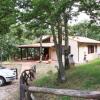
[
  {"left": 0, "top": 80, "right": 19, "bottom": 100},
  {"left": 0, "top": 61, "right": 57, "bottom": 100}
]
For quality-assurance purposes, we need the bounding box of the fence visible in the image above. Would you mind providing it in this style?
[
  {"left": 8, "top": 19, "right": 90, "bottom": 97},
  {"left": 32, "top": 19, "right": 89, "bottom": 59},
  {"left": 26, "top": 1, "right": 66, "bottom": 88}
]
[{"left": 20, "top": 66, "right": 100, "bottom": 100}]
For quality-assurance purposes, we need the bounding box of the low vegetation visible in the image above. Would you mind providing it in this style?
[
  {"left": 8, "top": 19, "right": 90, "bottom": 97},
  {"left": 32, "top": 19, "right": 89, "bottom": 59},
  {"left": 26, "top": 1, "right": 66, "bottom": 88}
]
[{"left": 33, "top": 59, "right": 100, "bottom": 99}]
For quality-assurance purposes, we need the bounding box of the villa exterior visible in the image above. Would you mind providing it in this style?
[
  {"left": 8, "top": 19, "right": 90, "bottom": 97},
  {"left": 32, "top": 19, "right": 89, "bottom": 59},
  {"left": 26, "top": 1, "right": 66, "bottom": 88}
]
[
  {"left": 68, "top": 36, "right": 100, "bottom": 63},
  {"left": 18, "top": 35, "right": 100, "bottom": 63}
]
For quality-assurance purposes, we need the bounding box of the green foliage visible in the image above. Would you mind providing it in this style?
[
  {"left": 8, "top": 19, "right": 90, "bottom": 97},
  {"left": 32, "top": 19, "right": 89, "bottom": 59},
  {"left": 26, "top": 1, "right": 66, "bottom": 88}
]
[
  {"left": 0, "top": 34, "right": 17, "bottom": 60},
  {"left": 0, "top": 0, "right": 17, "bottom": 61},
  {"left": 34, "top": 59, "right": 100, "bottom": 90},
  {"left": 0, "top": 0, "right": 16, "bottom": 35},
  {"left": 59, "top": 96, "right": 71, "bottom": 100},
  {"left": 0, "top": 23, "right": 34, "bottom": 61},
  {"left": 70, "top": 21, "right": 100, "bottom": 40},
  {"left": 33, "top": 59, "right": 100, "bottom": 99},
  {"left": 34, "top": 71, "right": 57, "bottom": 88},
  {"left": 79, "top": 0, "right": 100, "bottom": 24}
]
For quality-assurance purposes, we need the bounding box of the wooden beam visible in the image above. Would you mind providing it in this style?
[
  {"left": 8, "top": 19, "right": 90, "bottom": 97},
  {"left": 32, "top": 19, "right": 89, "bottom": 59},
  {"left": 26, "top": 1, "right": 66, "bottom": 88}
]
[{"left": 28, "top": 86, "right": 100, "bottom": 99}]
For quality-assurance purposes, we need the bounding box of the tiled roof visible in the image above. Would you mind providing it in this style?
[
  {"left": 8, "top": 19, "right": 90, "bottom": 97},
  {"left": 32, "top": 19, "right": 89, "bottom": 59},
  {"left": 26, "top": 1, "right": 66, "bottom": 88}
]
[
  {"left": 69, "top": 36, "right": 100, "bottom": 43},
  {"left": 33, "top": 35, "right": 51, "bottom": 43},
  {"left": 17, "top": 36, "right": 100, "bottom": 48}
]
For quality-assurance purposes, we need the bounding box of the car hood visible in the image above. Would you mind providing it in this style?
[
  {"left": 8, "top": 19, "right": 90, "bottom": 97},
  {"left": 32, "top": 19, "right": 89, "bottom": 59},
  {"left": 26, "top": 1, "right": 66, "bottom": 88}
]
[{"left": 0, "top": 68, "right": 14, "bottom": 77}]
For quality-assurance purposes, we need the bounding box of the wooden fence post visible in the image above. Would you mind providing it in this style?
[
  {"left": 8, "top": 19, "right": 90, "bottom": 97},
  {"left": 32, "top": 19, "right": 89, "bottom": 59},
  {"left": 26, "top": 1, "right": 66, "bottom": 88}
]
[
  {"left": 20, "top": 66, "right": 36, "bottom": 100},
  {"left": 15, "top": 68, "right": 18, "bottom": 79},
  {"left": 20, "top": 84, "right": 26, "bottom": 100},
  {"left": 26, "top": 90, "right": 32, "bottom": 100},
  {"left": 11, "top": 68, "right": 18, "bottom": 79}
]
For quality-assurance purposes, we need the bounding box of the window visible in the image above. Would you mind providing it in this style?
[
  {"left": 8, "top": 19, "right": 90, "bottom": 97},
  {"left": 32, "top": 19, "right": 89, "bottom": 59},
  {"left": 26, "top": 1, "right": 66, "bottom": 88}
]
[{"left": 88, "top": 45, "right": 94, "bottom": 54}]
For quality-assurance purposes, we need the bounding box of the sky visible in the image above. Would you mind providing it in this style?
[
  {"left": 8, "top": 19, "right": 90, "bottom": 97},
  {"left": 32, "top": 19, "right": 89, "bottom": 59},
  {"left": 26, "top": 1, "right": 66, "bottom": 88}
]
[
  {"left": 69, "top": 1, "right": 100, "bottom": 26},
  {"left": 69, "top": 13, "right": 90, "bottom": 25}
]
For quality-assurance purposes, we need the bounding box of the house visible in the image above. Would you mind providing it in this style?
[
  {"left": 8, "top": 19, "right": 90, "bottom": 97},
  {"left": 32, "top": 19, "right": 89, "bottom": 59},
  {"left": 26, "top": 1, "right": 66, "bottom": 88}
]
[
  {"left": 68, "top": 36, "right": 100, "bottom": 63},
  {"left": 17, "top": 35, "right": 100, "bottom": 63}
]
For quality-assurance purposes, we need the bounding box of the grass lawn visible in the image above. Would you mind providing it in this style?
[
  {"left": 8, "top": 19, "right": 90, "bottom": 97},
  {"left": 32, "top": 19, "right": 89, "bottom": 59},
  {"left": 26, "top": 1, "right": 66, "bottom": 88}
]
[{"left": 33, "top": 59, "right": 100, "bottom": 99}]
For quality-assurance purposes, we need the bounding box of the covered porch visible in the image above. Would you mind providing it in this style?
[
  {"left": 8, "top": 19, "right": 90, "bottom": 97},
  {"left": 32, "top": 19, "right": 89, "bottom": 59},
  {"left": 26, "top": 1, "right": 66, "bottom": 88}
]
[{"left": 17, "top": 43, "right": 54, "bottom": 61}]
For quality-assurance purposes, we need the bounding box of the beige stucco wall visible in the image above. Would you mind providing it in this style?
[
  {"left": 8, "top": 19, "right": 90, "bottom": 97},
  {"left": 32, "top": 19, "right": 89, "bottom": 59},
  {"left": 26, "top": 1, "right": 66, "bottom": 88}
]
[
  {"left": 69, "top": 38, "right": 79, "bottom": 63},
  {"left": 49, "top": 38, "right": 100, "bottom": 63},
  {"left": 49, "top": 47, "right": 57, "bottom": 61},
  {"left": 78, "top": 43, "right": 99, "bottom": 63},
  {"left": 78, "top": 44, "right": 86, "bottom": 63},
  {"left": 97, "top": 44, "right": 100, "bottom": 55},
  {"left": 49, "top": 38, "right": 79, "bottom": 63}
]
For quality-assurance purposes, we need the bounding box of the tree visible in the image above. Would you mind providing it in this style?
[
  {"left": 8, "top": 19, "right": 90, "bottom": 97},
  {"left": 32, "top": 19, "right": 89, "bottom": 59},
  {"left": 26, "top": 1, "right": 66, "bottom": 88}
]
[
  {"left": 0, "top": 0, "right": 16, "bottom": 35},
  {"left": 17, "top": 0, "right": 99, "bottom": 82},
  {"left": 69, "top": 0, "right": 100, "bottom": 38},
  {"left": 79, "top": 0, "right": 100, "bottom": 25},
  {"left": 17, "top": 0, "right": 79, "bottom": 82},
  {"left": 0, "top": 0, "right": 16, "bottom": 62},
  {"left": 70, "top": 21, "right": 100, "bottom": 40}
]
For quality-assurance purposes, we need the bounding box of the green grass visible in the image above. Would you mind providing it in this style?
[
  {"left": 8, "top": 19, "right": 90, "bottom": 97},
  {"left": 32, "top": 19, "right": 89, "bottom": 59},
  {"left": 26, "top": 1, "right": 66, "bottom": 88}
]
[{"left": 33, "top": 59, "right": 100, "bottom": 99}]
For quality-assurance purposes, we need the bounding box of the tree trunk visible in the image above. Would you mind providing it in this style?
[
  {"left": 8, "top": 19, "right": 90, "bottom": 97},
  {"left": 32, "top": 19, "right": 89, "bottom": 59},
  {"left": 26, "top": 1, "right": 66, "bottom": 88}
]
[
  {"left": 57, "top": 52, "right": 66, "bottom": 82},
  {"left": 64, "top": 13, "right": 70, "bottom": 70},
  {"left": 51, "top": 20, "right": 66, "bottom": 82},
  {"left": 0, "top": 47, "right": 3, "bottom": 66},
  {"left": 0, "top": 36, "right": 3, "bottom": 66},
  {"left": 39, "top": 34, "right": 42, "bottom": 63}
]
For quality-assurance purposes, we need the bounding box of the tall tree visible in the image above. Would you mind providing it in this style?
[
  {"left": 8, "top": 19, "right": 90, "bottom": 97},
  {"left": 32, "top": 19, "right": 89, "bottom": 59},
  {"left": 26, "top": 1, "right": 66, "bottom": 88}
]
[
  {"left": 0, "top": 0, "right": 16, "bottom": 62},
  {"left": 17, "top": 0, "right": 99, "bottom": 82},
  {"left": 79, "top": 0, "right": 100, "bottom": 25},
  {"left": 0, "top": 0, "right": 16, "bottom": 35},
  {"left": 17, "top": 0, "right": 79, "bottom": 82},
  {"left": 70, "top": 21, "right": 100, "bottom": 40}
]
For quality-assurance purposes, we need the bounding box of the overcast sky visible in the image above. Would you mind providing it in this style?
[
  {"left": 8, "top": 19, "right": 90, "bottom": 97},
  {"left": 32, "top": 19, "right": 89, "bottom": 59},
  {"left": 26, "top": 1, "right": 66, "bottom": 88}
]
[{"left": 68, "top": 12, "right": 90, "bottom": 25}]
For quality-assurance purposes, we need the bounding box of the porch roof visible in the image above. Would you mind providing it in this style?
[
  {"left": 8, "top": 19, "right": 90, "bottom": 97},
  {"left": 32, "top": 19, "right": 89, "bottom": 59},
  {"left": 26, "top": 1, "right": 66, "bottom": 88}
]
[{"left": 17, "top": 43, "right": 54, "bottom": 48}]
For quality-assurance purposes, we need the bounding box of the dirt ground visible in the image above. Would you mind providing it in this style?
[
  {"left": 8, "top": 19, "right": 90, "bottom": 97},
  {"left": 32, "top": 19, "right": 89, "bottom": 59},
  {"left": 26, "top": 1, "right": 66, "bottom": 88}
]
[
  {"left": 0, "top": 80, "right": 18, "bottom": 100},
  {"left": 0, "top": 61, "right": 57, "bottom": 100}
]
